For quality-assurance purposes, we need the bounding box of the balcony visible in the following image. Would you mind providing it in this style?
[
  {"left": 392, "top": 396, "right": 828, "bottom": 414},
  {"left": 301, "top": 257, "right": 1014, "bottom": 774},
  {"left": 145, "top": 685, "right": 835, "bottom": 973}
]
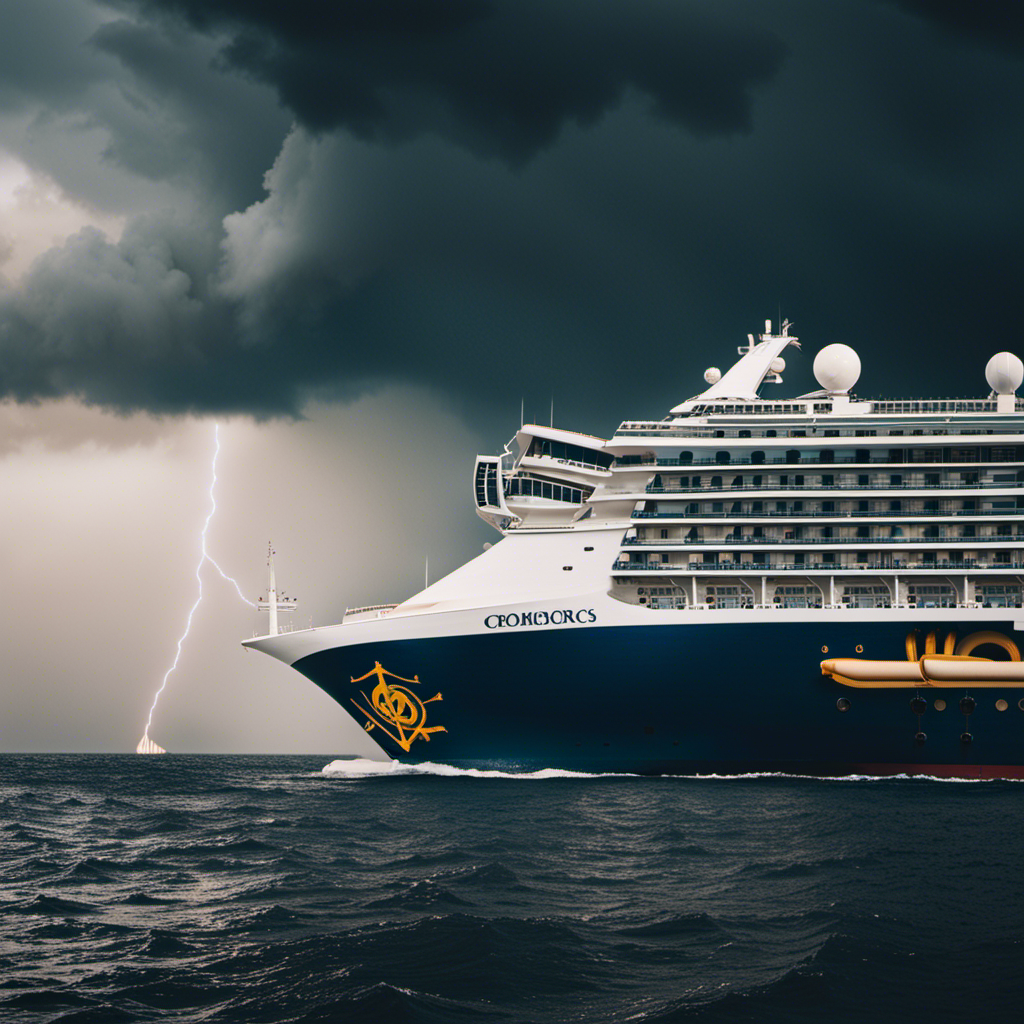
[
  {"left": 644, "top": 480, "right": 1018, "bottom": 494},
  {"left": 611, "top": 559, "right": 1024, "bottom": 573}
]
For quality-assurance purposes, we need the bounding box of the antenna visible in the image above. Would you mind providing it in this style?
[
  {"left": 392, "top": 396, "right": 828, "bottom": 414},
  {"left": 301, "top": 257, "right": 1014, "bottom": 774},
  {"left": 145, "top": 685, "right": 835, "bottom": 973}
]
[
  {"left": 425, "top": 555, "right": 429, "bottom": 589},
  {"left": 520, "top": 397, "right": 524, "bottom": 429},
  {"left": 550, "top": 396, "right": 554, "bottom": 427}
]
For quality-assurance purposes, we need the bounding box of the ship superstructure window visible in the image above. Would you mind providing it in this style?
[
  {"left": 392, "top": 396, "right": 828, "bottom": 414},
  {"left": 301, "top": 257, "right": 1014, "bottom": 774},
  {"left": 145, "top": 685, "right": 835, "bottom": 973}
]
[
  {"left": 529, "top": 439, "right": 613, "bottom": 470},
  {"left": 475, "top": 461, "right": 501, "bottom": 508},
  {"left": 910, "top": 585, "right": 955, "bottom": 607},
  {"left": 505, "top": 476, "right": 589, "bottom": 504},
  {"left": 978, "top": 585, "right": 1023, "bottom": 607}
]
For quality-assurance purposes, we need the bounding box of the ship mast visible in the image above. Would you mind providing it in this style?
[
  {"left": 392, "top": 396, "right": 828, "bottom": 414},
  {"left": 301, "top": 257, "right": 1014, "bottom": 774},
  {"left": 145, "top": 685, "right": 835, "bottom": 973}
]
[{"left": 258, "top": 542, "right": 298, "bottom": 636}]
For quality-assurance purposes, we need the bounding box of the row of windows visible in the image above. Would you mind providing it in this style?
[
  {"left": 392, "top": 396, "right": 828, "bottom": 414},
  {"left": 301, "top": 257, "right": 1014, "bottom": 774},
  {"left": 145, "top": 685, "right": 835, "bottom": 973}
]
[
  {"left": 655, "top": 471, "right": 1021, "bottom": 489},
  {"left": 672, "top": 447, "right": 1024, "bottom": 465},
  {"left": 505, "top": 476, "right": 587, "bottom": 504},
  {"left": 617, "top": 446, "right": 1024, "bottom": 467},
  {"left": 654, "top": 525, "right": 1020, "bottom": 540},
  {"left": 528, "top": 438, "right": 613, "bottom": 470},
  {"left": 474, "top": 461, "right": 500, "bottom": 508},
  {"left": 651, "top": 498, "right": 1019, "bottom": 514},
  {"left": 635, "top": 551, "right": 1019, "bottom": 565}
]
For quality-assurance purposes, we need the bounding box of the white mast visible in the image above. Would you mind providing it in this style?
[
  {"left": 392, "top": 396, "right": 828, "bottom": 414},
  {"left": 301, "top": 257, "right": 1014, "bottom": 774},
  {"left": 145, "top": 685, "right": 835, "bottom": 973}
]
[
  {"left": 258, "top": 542, "right": 298, "bottom": 636},
  {"left": 268, "top": 544, "right": 279, "bottom": 636}
]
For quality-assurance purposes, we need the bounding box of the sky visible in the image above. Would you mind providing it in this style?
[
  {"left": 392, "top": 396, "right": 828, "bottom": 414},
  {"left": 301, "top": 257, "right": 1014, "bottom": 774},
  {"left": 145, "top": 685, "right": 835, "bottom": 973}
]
[{"left": 1, "top": 0, "right": 1022, "bottom": 752}]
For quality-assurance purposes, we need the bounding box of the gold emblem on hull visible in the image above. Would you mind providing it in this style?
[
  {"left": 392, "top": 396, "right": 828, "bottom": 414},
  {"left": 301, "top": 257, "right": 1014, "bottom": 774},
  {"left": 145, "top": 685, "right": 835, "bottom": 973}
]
[
  {"left": 821, "top": 630, "right": 1024, "bottom": 688},
  {"left": 350, "top": 662, "right": 446, "bottom": 751}
]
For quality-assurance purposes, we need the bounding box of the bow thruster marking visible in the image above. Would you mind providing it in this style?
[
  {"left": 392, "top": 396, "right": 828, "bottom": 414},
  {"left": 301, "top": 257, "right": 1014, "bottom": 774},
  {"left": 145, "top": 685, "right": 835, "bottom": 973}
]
[{"left": 350, "top": 662, "right": 446, "bottom": 752}]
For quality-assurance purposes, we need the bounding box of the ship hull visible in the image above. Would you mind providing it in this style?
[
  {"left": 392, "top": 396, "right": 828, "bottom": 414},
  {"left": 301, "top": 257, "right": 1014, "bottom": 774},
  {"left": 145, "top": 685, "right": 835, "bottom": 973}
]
[{"left": 287, "top": 616, "right": 1024, "bottom": 777}]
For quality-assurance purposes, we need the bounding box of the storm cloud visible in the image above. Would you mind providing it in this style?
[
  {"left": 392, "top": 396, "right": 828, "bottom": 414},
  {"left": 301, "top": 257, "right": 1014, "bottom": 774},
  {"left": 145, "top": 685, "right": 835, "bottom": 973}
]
[{"left": 1, "top": 0, "right": 1023, "bottom": 434}]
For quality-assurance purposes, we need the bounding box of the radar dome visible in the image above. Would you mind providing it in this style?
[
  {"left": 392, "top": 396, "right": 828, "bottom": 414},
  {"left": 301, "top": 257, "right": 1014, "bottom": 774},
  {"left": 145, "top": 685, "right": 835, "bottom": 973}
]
[
  {"left": 770, "top": 357, "right": 786, "bottom": 374},
  {"left": 813, "top": 344, "right": 861, "bottom": 394},
  {"left": 704, "top": 367, "right": 722, "bottom": 385},
  {"left": 985, "top": 352, "right": 1023, "bottom": 395}
]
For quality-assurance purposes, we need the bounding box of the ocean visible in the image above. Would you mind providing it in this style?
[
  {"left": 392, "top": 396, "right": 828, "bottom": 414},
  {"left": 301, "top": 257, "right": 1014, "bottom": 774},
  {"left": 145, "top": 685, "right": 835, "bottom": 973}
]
[{"left": 2, "top": 755, "right": 1024, "bottom": 1023}]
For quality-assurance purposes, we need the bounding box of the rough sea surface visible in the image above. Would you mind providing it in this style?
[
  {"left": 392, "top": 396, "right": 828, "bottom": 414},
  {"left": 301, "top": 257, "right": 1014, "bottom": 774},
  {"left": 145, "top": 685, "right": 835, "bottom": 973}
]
[{"left": 2, "top": 755, "right": 1024, "bottom": 1023}]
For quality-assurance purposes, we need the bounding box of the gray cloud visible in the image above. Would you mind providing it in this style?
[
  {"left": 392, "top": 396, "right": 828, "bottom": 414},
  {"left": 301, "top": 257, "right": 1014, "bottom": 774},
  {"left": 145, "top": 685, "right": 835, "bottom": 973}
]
[
  {"left": 0, "top": 1, "right": 1022, "bottom": 437},
  {"left": 134, "top": 0, "right": 785, "bottom": 162}
]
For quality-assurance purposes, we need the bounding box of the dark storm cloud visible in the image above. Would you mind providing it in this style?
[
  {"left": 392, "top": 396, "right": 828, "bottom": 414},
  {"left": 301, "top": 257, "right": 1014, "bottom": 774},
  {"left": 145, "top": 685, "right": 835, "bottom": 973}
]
[
  {"left": 1, "top": 1, "right": 1023, "bottom": 433},
  {"left": 883, "top": 1, "right": 1024, "bottom": 56},
  {"left": 137, "top": 0, "right": 785, "bottom": 161}
]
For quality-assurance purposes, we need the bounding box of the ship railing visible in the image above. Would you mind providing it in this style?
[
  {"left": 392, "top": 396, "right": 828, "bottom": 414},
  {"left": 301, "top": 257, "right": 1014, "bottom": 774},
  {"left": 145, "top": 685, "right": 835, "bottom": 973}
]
[
  {"left": 622, "top": 536, "right": 1018, "bottom": 546},
  {"left": 615, "top": 426, "right": 1007, "bottom": 439},
  {"left": 344, "top": 603, "right": 399, "bottom": 621},
  {"left": 632, "top": 509, "right": 1019, "bottom": 519},
  {"left": 615, "top": 454, "right": 1019, "bottom": 468},
  {"left": 522, "top": 453, "right": 611, "bottom": 473},
  {"left": 612, "top": 559, "right": 1024, "bottom": 572},
  {"left": 643, "top": 481, "right": 1022, "bottom": 494}
]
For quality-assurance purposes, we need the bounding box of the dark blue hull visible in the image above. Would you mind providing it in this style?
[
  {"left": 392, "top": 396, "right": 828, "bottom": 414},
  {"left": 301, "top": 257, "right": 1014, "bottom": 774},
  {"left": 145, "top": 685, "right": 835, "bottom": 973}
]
[{"left": 293, "top": 619, "right": 1024, "bottom": 776}]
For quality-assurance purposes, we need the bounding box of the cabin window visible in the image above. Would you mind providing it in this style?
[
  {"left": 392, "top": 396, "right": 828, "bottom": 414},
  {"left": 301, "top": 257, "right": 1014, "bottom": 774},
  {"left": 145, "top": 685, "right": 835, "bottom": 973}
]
[
  {"left": 751, "top": 450, "right": 765, "bottom": 464},
  {"left": 716, "top": 451, "right": 731, "bottom": 464},
  {"left": 681, "top": 451, "right": 693, "bottom": 464}
]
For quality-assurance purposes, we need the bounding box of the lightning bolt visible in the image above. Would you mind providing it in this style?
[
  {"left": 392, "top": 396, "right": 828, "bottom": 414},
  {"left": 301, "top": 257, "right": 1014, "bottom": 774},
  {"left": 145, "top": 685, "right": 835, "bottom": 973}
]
[{"left": 138, "top": 423, "right": 254, "bottom": 753}]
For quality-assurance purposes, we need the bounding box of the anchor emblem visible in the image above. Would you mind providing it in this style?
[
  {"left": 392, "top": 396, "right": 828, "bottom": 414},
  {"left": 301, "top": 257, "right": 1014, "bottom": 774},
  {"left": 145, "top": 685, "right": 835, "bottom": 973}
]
[{"left": 349, "top": 662, "right": 446, "bottom": 752}]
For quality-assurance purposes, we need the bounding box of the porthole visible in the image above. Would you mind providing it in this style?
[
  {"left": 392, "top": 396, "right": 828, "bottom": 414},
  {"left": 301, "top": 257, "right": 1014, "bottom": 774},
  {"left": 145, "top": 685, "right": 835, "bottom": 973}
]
[
  {"left": 909, "top": 697, "right": 927, "bottom": 715},
  {"left": 934, "top": 699, "right": 947, "bottom": 712},
  {"left": 562, "top": 566, "right": 573, "bottom": 571},
  {"left": 1019, "top": 698, "right": 1024, "bottom": 712},
  {"left": 996, "top": 699, "right": 1009, "bottom": 712},
  {"left": 836, "top": 697, "right": 851, "bottom": 712},
  {"left": 960, "top": 696, "right": 976, "bottom": 716},
  {"left": 822, "top": 645, "right": 829, "bottom": 654},
  {"left": 584, "top": 546, "right": 594, "bottom": 552},
  {"left": 855, "top": 644, "right": 864, "bottom": 653},
  {"left": 915, "top": 732, "right": 927, "bottom": 745},
  {"left": 961, "top": 732, "right": 973, "bottom": 745}
]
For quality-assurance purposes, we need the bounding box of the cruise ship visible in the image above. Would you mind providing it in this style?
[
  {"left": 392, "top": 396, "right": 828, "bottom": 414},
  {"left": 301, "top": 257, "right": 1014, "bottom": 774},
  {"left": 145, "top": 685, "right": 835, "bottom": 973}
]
[{"left": 245, "top": 322, "right": 1024, "bottom": 777}]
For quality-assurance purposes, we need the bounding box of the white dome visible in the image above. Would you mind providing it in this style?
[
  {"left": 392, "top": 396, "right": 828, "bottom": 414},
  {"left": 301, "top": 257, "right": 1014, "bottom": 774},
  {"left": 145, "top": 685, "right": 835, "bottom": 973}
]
[
  {"left": 813, "top": 344, "right": 861, "bottom": 394},
  {"left": 985, "top": 352, "right": 1023, "bottom": 395},
  {"left": 770, "top": 357, "right": 786, "bottom": 374},
  {"left": 703, "top": 366, "right": 722, "bottom": 385}
]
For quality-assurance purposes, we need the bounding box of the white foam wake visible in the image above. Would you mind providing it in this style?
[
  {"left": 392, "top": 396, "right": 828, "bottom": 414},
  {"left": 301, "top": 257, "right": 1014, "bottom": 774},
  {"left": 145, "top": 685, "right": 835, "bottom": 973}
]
[
  {"left": 319, "top": 760, "right": 1023, "bottom": 783},
  {"left": 320, "top": 758, "right": 632, "bottom": 779}
]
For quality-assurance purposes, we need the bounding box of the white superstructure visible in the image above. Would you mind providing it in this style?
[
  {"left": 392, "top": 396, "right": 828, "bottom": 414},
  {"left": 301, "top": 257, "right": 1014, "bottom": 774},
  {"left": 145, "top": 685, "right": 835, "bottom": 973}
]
[{"left": 463, "top": 322, "right": 1024, "bottom": 618}]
